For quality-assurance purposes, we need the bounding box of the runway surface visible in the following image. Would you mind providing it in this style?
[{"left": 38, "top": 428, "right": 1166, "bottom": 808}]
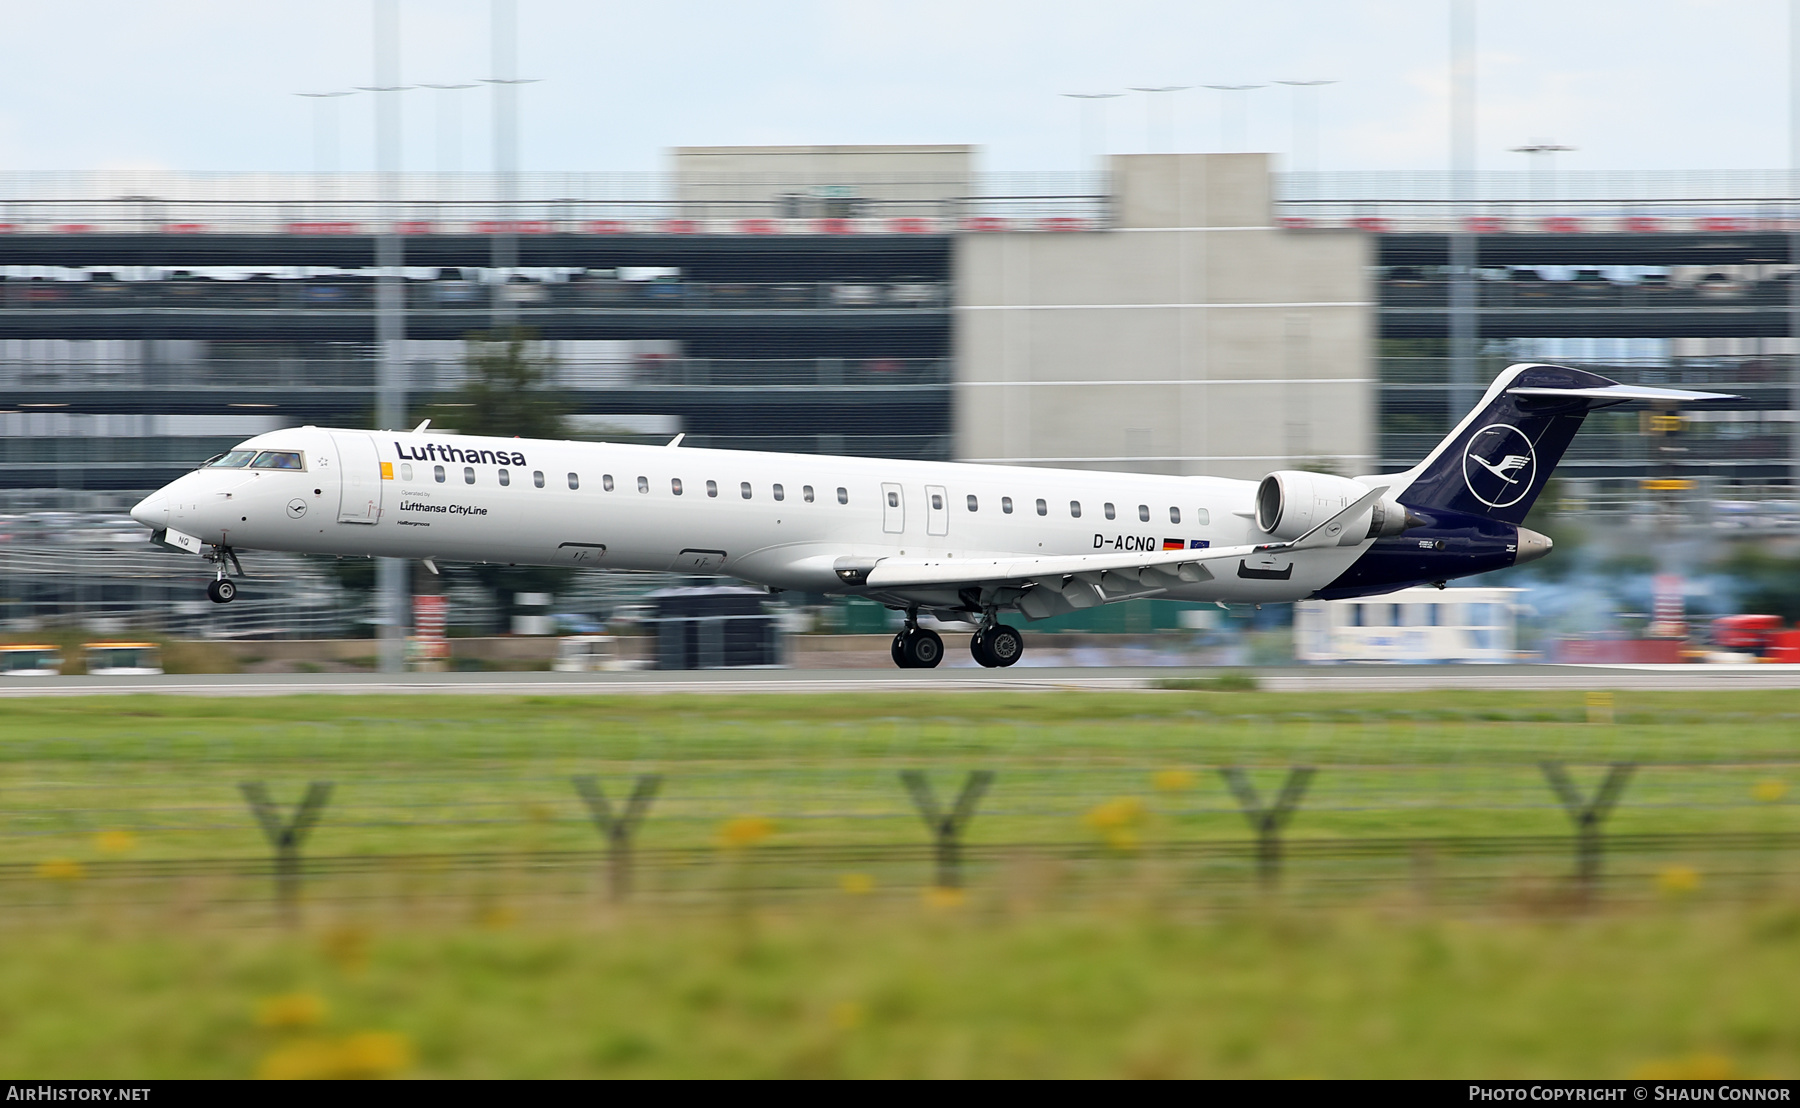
[{"left": 3, "top": 664, "right": 1800, "bottom": 697}]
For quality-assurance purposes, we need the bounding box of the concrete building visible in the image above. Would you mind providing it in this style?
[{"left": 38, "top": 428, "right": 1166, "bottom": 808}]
[{"left": 953, "top": 153, "right": 1375, "bottom": 481}]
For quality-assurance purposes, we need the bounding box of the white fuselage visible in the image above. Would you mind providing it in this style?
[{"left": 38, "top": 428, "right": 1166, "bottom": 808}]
[{"left": 132, "top": 426, "right": 1374, "bottom": 607}]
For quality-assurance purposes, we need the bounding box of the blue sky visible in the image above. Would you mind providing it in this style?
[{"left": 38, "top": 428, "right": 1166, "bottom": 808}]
[{"left": 0, "top": 0, "right": 1789, "bottom": 175}]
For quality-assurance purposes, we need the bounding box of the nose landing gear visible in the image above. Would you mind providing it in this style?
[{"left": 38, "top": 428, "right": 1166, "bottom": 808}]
[{"left": 202, "top": 544, "right": 246, "bottom": 604}]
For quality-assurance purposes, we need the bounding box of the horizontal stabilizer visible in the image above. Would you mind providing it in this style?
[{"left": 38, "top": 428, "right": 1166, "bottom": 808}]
[{"left": 1507, "top": 384, "right": 1739, "bottom": 408}]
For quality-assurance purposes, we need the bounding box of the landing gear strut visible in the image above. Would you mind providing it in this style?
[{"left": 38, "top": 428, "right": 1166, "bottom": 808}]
[
  {"left": 970, "top": 620, "right": 1024, "bottom": 668},
  {"left": 890, "top": 608, "right": 944, "bottom": 669},
  {"left": 203, "top": 545, "right": 245, "bottom": 604}
]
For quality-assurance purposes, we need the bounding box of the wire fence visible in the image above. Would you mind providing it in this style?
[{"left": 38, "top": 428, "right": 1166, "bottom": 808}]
[{"left": 4, "top": 756, "right": 1794, "bottom": 922}]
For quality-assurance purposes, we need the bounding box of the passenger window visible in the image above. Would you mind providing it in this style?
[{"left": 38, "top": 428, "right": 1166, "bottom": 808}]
[
  {"left": 497, "top": 468, "right": 509, "bottom": 486},
  {"left": 603, "top": 474, "right": 615, "bottom": 492},
  {"left": 1104, "top": 502, "right": 1115, "bottom": 520},
  {"left": 774, "top": 484, "right": 785, "bottom": 502},
  {"left": 1138, "top": 504, "right": 1149, "bottom": 522},
  {"left": 434, "top": 465, "right": 445, "bottom": 483},
  {"left": 741, "top": 482, "right": 753, "bottom": 499},
  {"left": 1036, "top": 499, "right": 1047, "bottom": 516},
  {"left": 637, "top": 476, "right": 649, "bottom": 493},
  {"left": 1194, "top": 508, "right": 1210, "bottom": 526},
  {"left": 1002, "top": 496, "right": 1013, "bottom": 514},
  {"left": 671, "top": 478, "right": 683, "bottom": 495},
  {"left": 533, "top": 470, "right": 544, "bottom": 488},
  {"left": 707, "top": 480, "right": 718, "bottom": 498},
  {"left": 1069, "top": 500, "right": 1081, "bottom": 518},
  {"left": 803, "top": 485, "right": 814, "bottom": 503},
  {"left": 837, "top": 487, "right": 848, "bottom": 505},
  {"left": 464, "top": 466, "right": 476, "bottom": 485},
  {"left": 887, "top": 491, "right": 899, "bottom": 508},
  {"left": 930, "top": 493, "right": 942, "bottom": 510},
  {"left": 400, "top": 463, "right": 413, "bottom": 481},
  {"left": 1169, "top": 507, "right": 1181, "bottom": 524},
  {"left": 568, "top": 473, "right": 579, "bottom": 490},
  {"left": 967, "top": 494, "right": 978, "bottom": 512}
]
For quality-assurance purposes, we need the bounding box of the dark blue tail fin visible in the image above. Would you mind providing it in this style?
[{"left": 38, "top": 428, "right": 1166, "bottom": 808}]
[{"left": 1389, "top": 363, "right": 1622, "bottom": 525}]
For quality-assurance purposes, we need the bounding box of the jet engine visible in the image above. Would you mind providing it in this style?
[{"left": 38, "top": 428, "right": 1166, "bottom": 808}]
[{"left": 1254, "top": 470, "right": 1414, "bottom": 543}]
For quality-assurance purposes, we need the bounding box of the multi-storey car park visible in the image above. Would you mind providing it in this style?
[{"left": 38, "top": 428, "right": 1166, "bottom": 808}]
[{"left": 0, "top": 148, "right": 1793, "bottom": 634}]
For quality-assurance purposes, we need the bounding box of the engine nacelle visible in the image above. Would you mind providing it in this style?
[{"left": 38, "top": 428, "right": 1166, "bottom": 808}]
[{"left": 1255, "top": 470, "right": 1391, "bottom": 542}]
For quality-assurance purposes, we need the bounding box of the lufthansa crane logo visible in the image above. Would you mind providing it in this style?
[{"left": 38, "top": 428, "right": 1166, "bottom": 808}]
[{"left": 1462, "top": 423, "right": 1537, "bottom": 509}]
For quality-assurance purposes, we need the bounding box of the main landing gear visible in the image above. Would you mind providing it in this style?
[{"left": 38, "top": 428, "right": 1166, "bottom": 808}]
[
  {"left": 970, "top": 622, "right": 1024, "bottom": 668},
  {"left": 891, "top": 611, "right": 945, "bottom": 669},
  {"left": 203, "top": 545, "right": 245, "bottom": 604},
  {"left": 889, "top": 609, "right": 1026, "bottom": 669}
]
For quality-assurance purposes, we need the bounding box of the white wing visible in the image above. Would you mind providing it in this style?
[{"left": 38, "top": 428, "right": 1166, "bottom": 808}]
[{"left": 844, "top": 485, "right": 1387, "bottom": 591}]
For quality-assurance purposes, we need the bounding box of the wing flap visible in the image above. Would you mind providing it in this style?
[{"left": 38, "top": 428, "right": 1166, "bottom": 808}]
[{"left": 860, "top": 542, "right": 1266, "bottom": 590}]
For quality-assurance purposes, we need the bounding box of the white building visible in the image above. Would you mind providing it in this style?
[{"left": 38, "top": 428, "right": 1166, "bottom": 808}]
[{"left": 1294, "top": 588, "right": 1522, "bottom": 664}]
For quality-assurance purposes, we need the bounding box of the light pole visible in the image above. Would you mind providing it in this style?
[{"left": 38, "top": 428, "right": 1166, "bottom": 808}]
[
  {"left": 1273, "top": 80, "right": 1336, "bottom": 179},
  {"left": 1060, "top": 93, "right": 1122, "bottom": 171},
  {"left": 295, "top": 91, "right": 354, "bottom": 208},
  {"left": 483, "top": 0, "right": 542, "bottom": 327},
  {"left": 1202, "top": 84, "right": 1265, "bottom": 152},
  {"left": 1449, "top": 0, "right": 1479, "bottom": 425},
  {"left": 420, "top": 82, "right": 479, "bottom": 183},
  {"left": 1510, "top": 141, "right": 1575, "bottom": 205},
  {"left": 371, "top": 0, "right": 407, "bottom": 674},
  {"left": 1128, "top": 86, "right": 1190, "bottom": 153}
]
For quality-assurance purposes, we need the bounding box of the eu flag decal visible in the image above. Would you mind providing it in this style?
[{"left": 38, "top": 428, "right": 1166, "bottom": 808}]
[{"left": 1189, "top": 539, "right": 1211, "bottom": 549}]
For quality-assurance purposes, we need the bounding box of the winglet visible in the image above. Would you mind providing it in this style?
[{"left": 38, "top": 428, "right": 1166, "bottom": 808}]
[
  {"left": 666, "top": 433, "right": 685, "bottom": 448},
  {"left": 412, "top": 419, "right": 431, "bottom": 433}
]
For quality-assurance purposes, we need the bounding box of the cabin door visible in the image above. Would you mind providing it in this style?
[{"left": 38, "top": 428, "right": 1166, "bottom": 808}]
[
  {"left": 925, "top": 485, "right": 949, "bottom": 537},
  {"left": 881, "top": 483, "right": 904, "bottom": 534},
  {"left": 331, "top": 432, "right": 384, "bottom": 524}
]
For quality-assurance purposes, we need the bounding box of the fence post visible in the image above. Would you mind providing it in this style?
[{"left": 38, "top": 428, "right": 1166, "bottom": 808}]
[
  {"left": 240, "top": 781, "right": 332, "bottom": 926},
  {"left": 1219, "top": 766, "right": 1316, "bottom": 886},
  {"left": 900, "top": 770, "right": 994, "bottom": 889},
  {"left": 1539, "top": 761, "right": 1635, "bottom": 897},
  {"left": 572, "top": 775, "right": 662, "bottom": 901}
]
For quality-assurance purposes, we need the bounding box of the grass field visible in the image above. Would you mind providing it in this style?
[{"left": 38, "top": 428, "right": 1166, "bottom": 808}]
[{"left": 0, "top": 689, "right": 1797, "bottom": 1077}]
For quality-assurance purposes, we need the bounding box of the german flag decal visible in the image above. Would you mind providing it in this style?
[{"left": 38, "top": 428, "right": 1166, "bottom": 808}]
[{"left": 1162, "top": 538, "right": 1185, "bottom": 551}]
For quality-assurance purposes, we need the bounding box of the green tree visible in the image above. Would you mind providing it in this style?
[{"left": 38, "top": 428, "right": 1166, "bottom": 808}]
[
  {"left": 420, "top": 328, "right": 570, "bottom": 439},
  {"left": 1722, "top": 544, "right": 1800, "bottom": 622}
]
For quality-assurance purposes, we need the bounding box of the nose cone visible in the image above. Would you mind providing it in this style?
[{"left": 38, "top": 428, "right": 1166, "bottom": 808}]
[
  {"left": 130, "top": 492, "right": 170, "bottom": 530},
  {"left": 1515, "top": 527, "right": 1554, "bottom": 566}
]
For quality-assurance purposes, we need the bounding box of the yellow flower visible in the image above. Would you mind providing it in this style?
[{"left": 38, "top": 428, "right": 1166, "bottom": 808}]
[
  {"left": 1082, "top": 797, "right": 1145, "bottom": 831},
  {"left": 719, "top": 816, "right": 774, "bottom": 849},
  {"left": 1657, "top": 864, "right": 1701, "bottom": 896},
  {"left": 36, "top": 858, "right": 85, "bottom": 881},
  {"left": 257, "top": 1032, "right": 413, "bottom": 1080},
  {"left": 255, "top": 992, "right": 327, "bottom": 1030},
  {"left": 477, "top": 904, "right": 517, "bottom": 931},
  {"left": 335, "top": 1032, "right": 414, "bottom": 1078},
  {"left": 838, "top": 872, "right": 875, "bottom": 895},
  {"left": 1152, "top": 769, "right": 1197, "bottom": 793},
  {"left": 830, "top": 1001, "right": 864, "bottom": 1031},
  {"left": 1751, "top": 779, "right": 1789, "bottom": 804},
  {"left": 320, "top": 926, "right": 370, "bottom": 974},
  {"left": 1630, "top": 1054, "right": 1734, "bottom": 1081},
  {"left": 94, "top": 830, "right": 137, "bottom": 854},
  {"left": 920, "top": 885, "right": 965, "bottom": 910}
]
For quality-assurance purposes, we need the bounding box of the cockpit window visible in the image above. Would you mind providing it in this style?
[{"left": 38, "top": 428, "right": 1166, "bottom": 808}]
[
  {"left": 207, "top": 450, "right": 258, "bottom": 468},
  {"left": 249, "top": 451, "right": 304, "bottom": 470}
]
